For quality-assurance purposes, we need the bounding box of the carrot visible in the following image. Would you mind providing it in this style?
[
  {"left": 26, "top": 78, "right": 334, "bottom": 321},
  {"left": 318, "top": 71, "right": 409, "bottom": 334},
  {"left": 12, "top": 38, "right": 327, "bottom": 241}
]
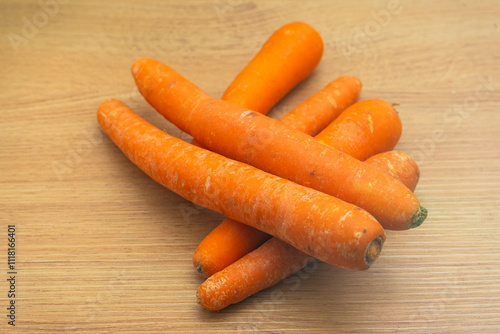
[
  {"left": 197, "top": 237, "right": 313, "bottom": 311},
  {"left": 365, "top": 150, "right": 420, "bottom": 192},
  {"left": 221, "top": 22, "right": 323, "bottom": 114},
  {"left": 193, "top": 150, "right": 420, "bottom": 277},
  {"left": 195, "top": 99, "right": 421, "bottom": 308},
  {"left": 191, "top": 21, "right": 324, "bottom": 148},
  {"left": 314, "top": 99, "right": 402, "bottom": 161},
  {"left": 279, "top": 76, "right": 362, "bottom": 136},
  {"left": 193, "top": 76, "right": 363, "bottom": 277},
  {"left": 97, "top": 99, "right": 386, "bottom": 270},
  {"left": 131, "top": 57, "right": 427, "bottom": 231},
  {"left": 197, "top": 151, "right": 421, "bottom": 310}
]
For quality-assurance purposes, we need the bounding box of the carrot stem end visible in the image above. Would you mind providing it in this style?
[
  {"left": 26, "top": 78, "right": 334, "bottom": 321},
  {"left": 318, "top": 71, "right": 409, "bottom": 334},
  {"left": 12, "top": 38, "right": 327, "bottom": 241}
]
[
  {"left": 365, "top": 235, "right": 384, "bottom": 267},
  {"left": 409, "top": 206, "right": 428, "bottom": 229}
]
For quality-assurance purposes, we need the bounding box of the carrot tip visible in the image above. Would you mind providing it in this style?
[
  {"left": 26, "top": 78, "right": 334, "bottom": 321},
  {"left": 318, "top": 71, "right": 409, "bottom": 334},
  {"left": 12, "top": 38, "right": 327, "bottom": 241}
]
[
  {"left": 410, "top": 206, "right": 428, "bottom": 229},
  {"left": 365, "top": 235, "right": 384, "bottom": 267},
  {"left": 195, "top": 264, "right": 205, "bottom": 276}
]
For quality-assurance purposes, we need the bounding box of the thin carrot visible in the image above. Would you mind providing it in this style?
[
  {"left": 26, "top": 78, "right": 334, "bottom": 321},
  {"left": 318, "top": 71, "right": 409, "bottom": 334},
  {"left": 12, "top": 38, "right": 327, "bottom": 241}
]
[
  {"left": 197, "top": 237, "right": 313, "bottom": 311},
  {"left": 221, "top": 22, "right": 323, "bottom": 114},
  {"left": 132, "top": 57, "right": 427, "bottom": 231},
  {"left": 97, "top": 99, "right": 385, "bottom": 270},
  {"left": 279, "top": 76, "right": 362, "bottom": 136},
  {"left": 314, "top": 99, "right": 402, "bottom": 161},
  {"left": 193, "top": 76, "right": 363, "bottom": 277},
  {"left": 365, "top": 150, "right": 420, "bottom": 192}
]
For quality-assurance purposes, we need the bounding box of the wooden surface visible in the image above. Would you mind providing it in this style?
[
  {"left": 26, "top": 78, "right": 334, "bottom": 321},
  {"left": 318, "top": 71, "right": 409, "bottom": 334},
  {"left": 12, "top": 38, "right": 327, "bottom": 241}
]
[{"left": 1, "top": 0, "right": 499, "bottom": 333}]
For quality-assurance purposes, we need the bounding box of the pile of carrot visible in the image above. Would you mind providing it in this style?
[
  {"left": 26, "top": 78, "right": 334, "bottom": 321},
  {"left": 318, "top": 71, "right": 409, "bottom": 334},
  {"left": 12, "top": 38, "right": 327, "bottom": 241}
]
[{"left": 96, "top": 22, "right": 427, "bottom": 311}]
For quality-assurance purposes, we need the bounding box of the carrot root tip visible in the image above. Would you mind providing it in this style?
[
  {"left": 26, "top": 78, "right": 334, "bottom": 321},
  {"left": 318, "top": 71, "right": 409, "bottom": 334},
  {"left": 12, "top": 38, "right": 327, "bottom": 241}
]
[
  {"left": 409, "top": 206, "right": 428, "bottom": 229},
  {"left": 365, "top": 235, "right": 384, "bottom": 267},
  {"left": 195, "top": 264, "right": 205, "bottom": 276}
]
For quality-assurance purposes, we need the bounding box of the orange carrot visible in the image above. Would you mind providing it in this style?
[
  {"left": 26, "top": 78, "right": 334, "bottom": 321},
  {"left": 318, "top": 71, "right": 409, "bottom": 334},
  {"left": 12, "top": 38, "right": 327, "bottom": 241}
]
[
  {"left": 314, "top": 99, "right": 402, "bottom": 161},
  {"left": 193, "top": 150, "right": 420, "bottom": 277},
  {"left": 195, "top": 99, "right": 421, "bottom": 308},
  {"left": 194, "top": 219, "right": 271, "bottom": 276},
  {"left": 191, "top": 21, "right": 324, "bottom": 148},
  {"left": 365, "top": 150, "right": 420, "bottom": 192},
  {"left": 193, "top": 76, "right": 363, "bottom": 277},
  {"left": 197, "top": 237, "right": 313, "bottom": 311},
  {"left": 279, "top": 76, "right": 362, "bottom": 136},
  {"left": 222, "top": 22, "right": 323, "bottom": 114},
  {"left": 132, "top": 57, "right": 427, "bottom": 232},
  {"left": 197, "top": 150, "right": 421, "bottom": 311},
  {"left": 97, "top": 99, "right": 385, "bottom": 270}
]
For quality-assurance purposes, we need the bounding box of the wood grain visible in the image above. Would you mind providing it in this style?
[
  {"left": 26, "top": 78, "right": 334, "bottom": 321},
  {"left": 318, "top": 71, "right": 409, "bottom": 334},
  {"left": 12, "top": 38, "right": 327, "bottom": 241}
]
[{"left": 1, "top": 0, "right": 499, "bottom": 333}]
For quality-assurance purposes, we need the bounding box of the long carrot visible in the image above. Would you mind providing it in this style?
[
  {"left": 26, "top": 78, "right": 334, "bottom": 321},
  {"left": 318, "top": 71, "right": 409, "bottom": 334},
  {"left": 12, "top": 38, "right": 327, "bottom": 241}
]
[
  {"left": 193, "top": 150, "right": 419, "bottom": 277},
  {"left": 221, "top": 21, "right": 323, "bottom": 114},
  {"left": 131, "top": 57, "right": 427, "bottom": 231},
  {"left": 191, "top": 25, "right": 360, "bottom": 277},
  {"left": 314, "top": 99, "right": 402, "bottom": 161},
  {"left": 193, "top": 76, "right": 363, "bottom": 277},
  {"left": 197, "top": 152, "right": 419, "bottom": 310},
  {"left": 97, "top": 99, "right": 385, "bottom": 270},
  {"left": 197, "top": 150, "right": 421, "bottom": 311},
  {"left": 195, "top": 97, "right": 420, "bottom": 309}
]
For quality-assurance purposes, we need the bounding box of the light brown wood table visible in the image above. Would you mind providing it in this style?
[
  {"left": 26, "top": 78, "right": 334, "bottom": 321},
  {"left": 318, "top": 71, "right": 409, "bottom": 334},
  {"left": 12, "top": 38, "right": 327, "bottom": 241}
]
[{"left": 1, "top": 0, "right": 499, "bottom": 333}]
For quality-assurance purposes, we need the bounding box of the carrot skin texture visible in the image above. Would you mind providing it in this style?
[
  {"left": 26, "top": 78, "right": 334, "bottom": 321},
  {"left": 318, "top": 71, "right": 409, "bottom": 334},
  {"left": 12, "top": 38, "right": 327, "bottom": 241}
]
[
  {"left": 279, "top": 76, "right": 362, "bottom": 136},
  {"left": 196, "top": 152, "right": 422, "bottom": 309},
  {"left": 192, "top": 22, "right": 323, "bottom": 147},
  {"left": 132, "top": 57, "right": 426, "bottom": 231},
  {"left": 192, "top": 23, "right": 325, "bottom": 272},
  {"left": 193, "top": 76, "right": 363, "bottom": 277},
  {"left": 193, "top": 150, "right": 420, "bottom": 277},
  {"left": 315, "top": 99, "right": 402, "bottom": 161},
  {"left": 222, "top": 22, "right": 323, "bottom": 114},
  {"left": 97, "top": 99, "right": 385, "bottom": 270},
  {"left": 197, "top": 237, "right": 313, "bottom": 311},
  {"left": 365, "top": 150, "right": 420, "bottom": 192}
]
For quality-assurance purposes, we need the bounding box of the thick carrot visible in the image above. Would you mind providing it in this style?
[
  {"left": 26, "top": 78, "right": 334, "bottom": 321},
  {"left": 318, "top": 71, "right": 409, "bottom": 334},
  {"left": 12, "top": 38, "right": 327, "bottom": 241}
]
[
  {"left": 193, "top": 150, "right": 420, "bottom": 277},
  {"left": 314, "top": 99, "right": 402, "bottom": 161},
  {"left": 221, "top": 22, "right": 323, "bottom": 114},
  {"left": 196, "top": 99, "right": 420, "bottom": 308},
  {"left": 365, "top": 150, "right": 420, "bottom": 192},
  {"left": 197, "top": 151, "right": 421, "bottom": 310},
  {"left": 132, "top": 57, "right": 427, "bottom": 231},
  {"left": 279, "top": 76, "right": 362, "bottom": 136},
  {"left": 193, "top": 76, "right": 363, "bottom": 277},
  {"left": 97, "top": 99, "right": 385, "bottom": 270}
]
